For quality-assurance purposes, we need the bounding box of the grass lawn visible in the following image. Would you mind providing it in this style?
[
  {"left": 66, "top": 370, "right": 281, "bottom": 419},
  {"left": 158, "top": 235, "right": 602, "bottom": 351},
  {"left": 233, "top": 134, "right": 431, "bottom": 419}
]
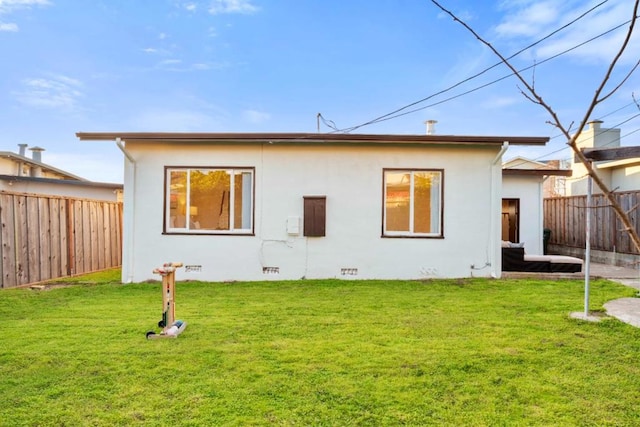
[{"left": 1, "top": 270, "right": 640, "bottom": 426}]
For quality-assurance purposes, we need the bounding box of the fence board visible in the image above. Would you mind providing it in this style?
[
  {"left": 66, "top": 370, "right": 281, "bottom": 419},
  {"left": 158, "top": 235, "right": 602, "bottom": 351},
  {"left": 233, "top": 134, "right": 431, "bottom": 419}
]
[
  {"left": 1, "top": 194, "right": 16, "bottom": 288},
  {"left": 50, "top": 198, "right": 62, "bottom": 278},
  {"left": 27, "top": 197, "right": 40, "bottom": 283},
  {"left": 0, "top": 192, "right": 123, "bottom": 288},
  {"left": 39, "top": 197, "right": 52, "bottom": 282}
]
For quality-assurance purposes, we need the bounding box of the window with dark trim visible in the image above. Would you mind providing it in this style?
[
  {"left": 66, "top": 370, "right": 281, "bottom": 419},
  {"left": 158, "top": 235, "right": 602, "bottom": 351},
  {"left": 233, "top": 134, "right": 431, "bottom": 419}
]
[
  {"left": 304, "top": 196, "right": 326, "bottom": 237},
  {"left": 383, "top": 169, "right": 443, "bottom": 237},
  {"left": 165, "top": 167, "right": 254, "bottom": 234}
]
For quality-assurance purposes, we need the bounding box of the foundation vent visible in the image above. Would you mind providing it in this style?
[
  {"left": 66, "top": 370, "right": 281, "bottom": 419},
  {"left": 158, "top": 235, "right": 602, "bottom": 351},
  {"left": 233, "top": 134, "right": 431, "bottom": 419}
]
[
  {"left": 340, "top": 268, "right": 358, "bottom": 276},
  {"left": 262, "top": 267, "right": 280, "bottom": 275}
]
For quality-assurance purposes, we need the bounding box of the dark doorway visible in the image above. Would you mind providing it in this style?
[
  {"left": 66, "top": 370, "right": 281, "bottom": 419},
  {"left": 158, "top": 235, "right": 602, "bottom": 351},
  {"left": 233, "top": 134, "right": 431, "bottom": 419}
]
[{"left": 501, "top": 199, "right": 520, "bottom": 243}]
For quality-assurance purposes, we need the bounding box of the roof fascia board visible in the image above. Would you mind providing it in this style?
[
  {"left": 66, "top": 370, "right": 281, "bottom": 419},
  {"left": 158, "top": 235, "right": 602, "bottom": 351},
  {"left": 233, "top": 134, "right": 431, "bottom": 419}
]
[
  {"left": 76, "top": 132, "right": 548, "bottom": 146},
  {"left": 502, "top": 169, "right": 572, "bottom": 177}
]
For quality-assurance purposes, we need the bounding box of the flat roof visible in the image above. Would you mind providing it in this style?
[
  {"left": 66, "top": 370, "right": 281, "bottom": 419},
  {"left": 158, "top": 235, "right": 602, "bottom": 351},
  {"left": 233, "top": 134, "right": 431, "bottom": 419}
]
[{"left": 76, "top": 132, "right": 549, "bottom": 146}]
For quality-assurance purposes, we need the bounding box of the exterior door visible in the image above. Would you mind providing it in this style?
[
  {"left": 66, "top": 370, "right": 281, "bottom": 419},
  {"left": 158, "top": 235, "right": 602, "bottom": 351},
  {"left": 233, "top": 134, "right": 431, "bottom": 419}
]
[{"left": 501, "top": 199, "right": 520, "bottom": 243}]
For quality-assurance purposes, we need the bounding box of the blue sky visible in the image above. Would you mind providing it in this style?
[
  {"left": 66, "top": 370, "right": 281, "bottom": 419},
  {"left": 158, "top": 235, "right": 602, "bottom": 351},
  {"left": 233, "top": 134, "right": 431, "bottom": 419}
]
[{"left": 1, "top": 0, "right": 638, "bottom": 183}]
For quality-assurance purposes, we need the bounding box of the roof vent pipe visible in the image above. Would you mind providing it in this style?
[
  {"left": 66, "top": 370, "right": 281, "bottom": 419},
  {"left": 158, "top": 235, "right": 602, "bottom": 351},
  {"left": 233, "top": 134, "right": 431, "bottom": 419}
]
[
  {"left": 425, "top": 120, "right": 438, "bottom": 135},
  {"left": 29, "top": 146, "right": 45, "bottom": 163},
  {"left": 29, "top": 146, "right": 45, "bottom": 177},
  {"left": 588, "top": 120, "right": 603, "bottom": 131},
  {"left": 18, "top": 144, "right": 28, "bottom": 156}
]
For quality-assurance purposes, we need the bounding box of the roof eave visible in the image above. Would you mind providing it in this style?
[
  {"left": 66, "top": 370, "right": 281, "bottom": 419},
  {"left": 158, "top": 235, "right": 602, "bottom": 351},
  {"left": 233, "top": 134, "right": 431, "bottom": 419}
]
[{"left": 76, "top": 132, "right": 549, "bottom": 146}]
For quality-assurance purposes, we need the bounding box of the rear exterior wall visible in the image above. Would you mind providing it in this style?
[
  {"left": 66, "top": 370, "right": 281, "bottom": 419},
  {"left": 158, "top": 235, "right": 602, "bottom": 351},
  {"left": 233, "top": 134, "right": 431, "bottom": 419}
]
[{"left": 122, "top": 141, "right": 501, "bottom": 282}]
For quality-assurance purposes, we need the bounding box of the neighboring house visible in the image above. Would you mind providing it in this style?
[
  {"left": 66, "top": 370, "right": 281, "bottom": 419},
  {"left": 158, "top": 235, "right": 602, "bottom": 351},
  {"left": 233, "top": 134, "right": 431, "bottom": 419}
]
[
  {"left": 77, "top": 132, "right": 548, "bottom": 282},
  {"left": 565, "top": 120, "right": 639, "bottom": 196},
  {"left": 0, "top": 144, "right": 122, "bottom": 202},
  {"left": 502, "top": 157, "right": 572, "bottom": 255}
]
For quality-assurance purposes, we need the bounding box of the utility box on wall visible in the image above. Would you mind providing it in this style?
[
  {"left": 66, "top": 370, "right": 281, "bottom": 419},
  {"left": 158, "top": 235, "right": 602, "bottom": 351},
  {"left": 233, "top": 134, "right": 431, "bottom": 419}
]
[
  {"left": 303, "top": 196, "right": 326, "bottom": 237},
  {"left": 286, "top": 216, "right": 300, "bottom": 235}
]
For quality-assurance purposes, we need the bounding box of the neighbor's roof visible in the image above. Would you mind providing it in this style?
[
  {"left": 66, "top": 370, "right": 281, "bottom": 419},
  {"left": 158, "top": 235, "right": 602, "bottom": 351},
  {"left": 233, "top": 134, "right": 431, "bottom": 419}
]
[
  {"left": 76, "top": 132, "right": 549, "bottom": 146},
  {"left": 0, "top": 151, "right": 88, "bottom": 182},
  {"left": 0, "top": 174, "right": 122, "bottom": 189}
]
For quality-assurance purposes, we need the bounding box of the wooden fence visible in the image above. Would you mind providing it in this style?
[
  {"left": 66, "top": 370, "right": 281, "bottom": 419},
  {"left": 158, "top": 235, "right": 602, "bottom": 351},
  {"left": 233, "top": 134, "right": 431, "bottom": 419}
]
[
  {"left": 0, "top": 191, "right": 123, "bottom": 288},
  {"left": 544, "top": 190, "right": 640, "bottom": 255}
]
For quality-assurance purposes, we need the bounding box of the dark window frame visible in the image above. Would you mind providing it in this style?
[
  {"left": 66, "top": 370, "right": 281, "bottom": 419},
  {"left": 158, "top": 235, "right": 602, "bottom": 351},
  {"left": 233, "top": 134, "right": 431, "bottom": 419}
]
[
  {"left": 381, "top": 168, "right": 444, "bottom": 239},
  {"left": 162, "top": 166, "right": 256, "bottom": 236}
]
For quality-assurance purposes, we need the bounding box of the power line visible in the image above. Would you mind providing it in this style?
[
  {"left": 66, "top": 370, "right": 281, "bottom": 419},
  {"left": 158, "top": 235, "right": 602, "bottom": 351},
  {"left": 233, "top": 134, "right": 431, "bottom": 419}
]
[
  {"left": 339, "top": 18, "right": 634, "bottom": 132},
  {"left": 324, "top": 1, "right": 633, "bottom": 134}
]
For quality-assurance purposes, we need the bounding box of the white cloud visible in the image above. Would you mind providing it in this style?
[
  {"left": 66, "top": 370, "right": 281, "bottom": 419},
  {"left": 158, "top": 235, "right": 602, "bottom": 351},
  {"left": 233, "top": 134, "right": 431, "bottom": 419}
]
[
  {"left": 0, "top": 21, "right": 17, "bottom": 31},
  {"left": 208, "top": 0, "right": 259, "bottom": 15},
  {"left": 0, "top": 0, "right": 50, "bottom": 32},
  {"left": 494, "top": 0, "right": 639, "bottom": 65},
  {"left": 0, "top": 0, "right": 50, "bottom": 12},
  {"left": 14, "top": 74, "right": 84, "bottom": 110},
  {"left": 242, "top": 109, "right": 270, "bottom": 124},
  {"left": 495, "top": 1, "right": 559, "bottom": 38}
]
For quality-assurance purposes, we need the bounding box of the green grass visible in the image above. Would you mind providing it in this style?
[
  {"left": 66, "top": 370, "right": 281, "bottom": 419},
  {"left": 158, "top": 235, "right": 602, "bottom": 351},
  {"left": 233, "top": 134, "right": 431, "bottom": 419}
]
[{"left": 1, "top": 271, "right": 640, "bottom": 426}]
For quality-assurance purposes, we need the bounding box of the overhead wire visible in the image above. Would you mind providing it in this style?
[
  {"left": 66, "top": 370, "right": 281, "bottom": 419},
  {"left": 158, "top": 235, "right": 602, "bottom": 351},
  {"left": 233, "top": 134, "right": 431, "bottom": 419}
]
[
  {"left": 320, "top": 1, "right": 636, "bottom": 134},
  {"left": 338, "top": 18, "right": 635, "bottom": 132}
]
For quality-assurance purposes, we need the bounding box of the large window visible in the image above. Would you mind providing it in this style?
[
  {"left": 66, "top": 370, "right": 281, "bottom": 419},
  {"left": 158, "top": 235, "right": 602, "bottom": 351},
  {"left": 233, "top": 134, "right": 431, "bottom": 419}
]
[
  {"left": 166, "top": 167, "right": 254, "bottom": 234},
  {"left": 383, "top": 169, "right": 443, "bottom": 237}
]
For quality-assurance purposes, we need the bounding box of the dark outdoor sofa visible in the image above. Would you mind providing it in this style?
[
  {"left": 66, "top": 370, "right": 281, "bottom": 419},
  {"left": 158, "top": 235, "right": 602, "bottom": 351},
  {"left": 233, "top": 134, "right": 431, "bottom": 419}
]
[{"left": 502, "top": 246, "right": 583, "bottom": 273}]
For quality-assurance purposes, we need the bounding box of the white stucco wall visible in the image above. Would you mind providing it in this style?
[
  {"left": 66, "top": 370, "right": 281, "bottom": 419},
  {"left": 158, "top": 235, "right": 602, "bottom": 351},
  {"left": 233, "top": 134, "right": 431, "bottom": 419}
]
[
  {"left": 502, "top": 175, "right": 544, "bottom": 255},
  {"left": 0, "top": 157, "right": 20, "bottom": 175},
  {"left": 610, "top": 164, "right": 640, "bottom": 192},
  {"left": 122, "top": 141, "right": 503, "bottom": 282}
]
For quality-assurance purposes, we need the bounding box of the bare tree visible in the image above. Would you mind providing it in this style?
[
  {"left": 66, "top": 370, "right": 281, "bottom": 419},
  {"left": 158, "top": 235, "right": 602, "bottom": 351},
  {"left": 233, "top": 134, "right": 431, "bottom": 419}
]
[{"left": 432, "top": 0, "right": 640, "bottom": 254}]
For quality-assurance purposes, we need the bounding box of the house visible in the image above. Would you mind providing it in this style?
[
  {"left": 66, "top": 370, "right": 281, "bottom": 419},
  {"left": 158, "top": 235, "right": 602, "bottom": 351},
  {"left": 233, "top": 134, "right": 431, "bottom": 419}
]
[
  {"left": 501, "top": 157, "right": 572, "bottom": 255},
  {"left": 0, "top": 144, "right": 122, "bottom": 201},
  {"left": 565, "top": 120, "right": 640, "bottom": 196},
  {"left": 76, "top": 132, "right": 548, "bottom": 282}
]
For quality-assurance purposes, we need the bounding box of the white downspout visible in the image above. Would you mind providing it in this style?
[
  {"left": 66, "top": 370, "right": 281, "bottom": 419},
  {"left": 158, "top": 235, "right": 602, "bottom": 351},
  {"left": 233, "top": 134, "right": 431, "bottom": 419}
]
[
  {"left": 116, "top": 138, "right": 136, "bottom": 283},
  {"left": 490, "top": 142, "right": 509, "bottom": 278}
]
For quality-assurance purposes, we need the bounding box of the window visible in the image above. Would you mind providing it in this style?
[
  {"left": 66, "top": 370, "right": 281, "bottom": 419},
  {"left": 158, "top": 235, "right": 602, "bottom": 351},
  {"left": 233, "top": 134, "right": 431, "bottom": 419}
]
[
  {"left": 166, "top": 167, "right": 254, "bottom": 234},
  {"left": 383, "top": 169, "right": 443, "bottom": 237}
]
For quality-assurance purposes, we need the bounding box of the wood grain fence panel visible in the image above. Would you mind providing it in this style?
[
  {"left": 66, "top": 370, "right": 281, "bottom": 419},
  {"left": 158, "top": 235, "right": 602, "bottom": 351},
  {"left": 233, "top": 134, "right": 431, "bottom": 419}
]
[
  {"left": 545, "top": 190, "right": 640, "bottom": 255},
  {"left": 0, "top": 192, "right": 122, "bottom": 287},
  {"left": 116, "top": 203, "right": 123, "bottom": 265},
  {"left": 49, "top": 198, "right": 62, "bottom": 278},
  {"left": 96, "top": 202, "right": 105, "bottom": 270},
  {"left": 74, "top": 199, "right": 85, "bottom": 275},
  {"left": 15, "top": 196, "right": 29, "bottom": 286},
  {"left": 89, "top": 201, "right": 99, "bottom": 272},
  {"left": 108, "top": 203, "right": 117, "bottom": 268},
  {"left": 26, "top": 196, "right": 41, "bottom": 283},
  {"left": 67, "top": 199, "right": 76, "bottom": 276},
  {"left": 101, "top": 202, "right": 107, "bottom": 269},
  {"left": 38, "top": 197, "right": 52, "bottom": 282},
  {"left": 82, "top": 200, "right": 92, "bottom": 274},
  {"left": 618, "top": 194, "right": 631, "bottom": 253},
  {"left": 1, "top": 194, "right": 16, "bottom": 288},
  {"left": 58, "top": 200, "right": 68, "bottom": 277}
]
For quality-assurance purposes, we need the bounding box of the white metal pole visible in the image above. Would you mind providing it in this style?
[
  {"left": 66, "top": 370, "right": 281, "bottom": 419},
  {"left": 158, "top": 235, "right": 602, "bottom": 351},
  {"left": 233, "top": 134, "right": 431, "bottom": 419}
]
[{"left": 584, "top": 166, "right": 592, "bottom": 317}]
